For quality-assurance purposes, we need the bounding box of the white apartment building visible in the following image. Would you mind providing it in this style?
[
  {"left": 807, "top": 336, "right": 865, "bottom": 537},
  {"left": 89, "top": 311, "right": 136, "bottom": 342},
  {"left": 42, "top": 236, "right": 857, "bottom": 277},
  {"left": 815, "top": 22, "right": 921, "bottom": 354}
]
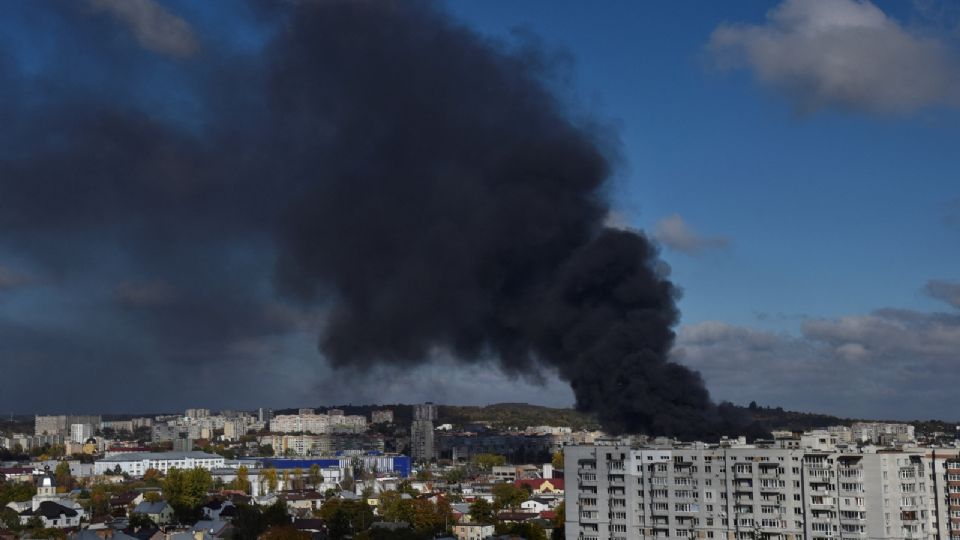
[
  {"left": 70, "top": 423, "right": 92, "bottom": 444},
  {"left": 565, "top": 442, "right": 956, "bottom": 540},
  {"left": 852, "top": 423, "right": 916, "bottom": 445},
  {"left": 270, "top": 413, "right": 367, "bottom": 434},
  {"left": 94, "top": 451, "right": 224, "bottom": 476}
]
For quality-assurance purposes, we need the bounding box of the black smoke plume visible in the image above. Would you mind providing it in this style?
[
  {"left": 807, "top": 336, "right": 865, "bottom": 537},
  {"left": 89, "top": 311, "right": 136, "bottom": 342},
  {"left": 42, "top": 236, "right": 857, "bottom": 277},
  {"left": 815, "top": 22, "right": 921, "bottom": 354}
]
[{"left": 0, "top": 0, "right": 738, "bottom": 436}]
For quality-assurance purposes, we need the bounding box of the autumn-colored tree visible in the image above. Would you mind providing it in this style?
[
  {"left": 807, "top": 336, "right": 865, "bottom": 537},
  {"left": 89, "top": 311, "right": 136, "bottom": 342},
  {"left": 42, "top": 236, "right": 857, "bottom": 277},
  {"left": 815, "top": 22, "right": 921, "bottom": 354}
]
[
  {"left": 293, "top": 467, "right": 303, "bottom": 490},
  {"left": 261, "top": 467, "right": 278, "bottom": 493},
  {"left": 469, "top": 498, "right": 494, "bottom": 524},
  {"left": 143, "top": 491, "right": 163, "bottom": 503},
  {"left": 54, "top": 462, "right": 73, "bottom": 491},
  {"left": 234, "top": 465, "right": 251, "bottom": 494},
  {"left": 492, "top": 482, "right": 527, "bottom": 511},
  {"left": 551, "top": 451, "right": 564, "bottom": 471},
  {"left": 142, "top": 468, "right": 162, "bottom": 486},
  {"left": 308, "top": 464, "right": 321, "bottom": 488}
]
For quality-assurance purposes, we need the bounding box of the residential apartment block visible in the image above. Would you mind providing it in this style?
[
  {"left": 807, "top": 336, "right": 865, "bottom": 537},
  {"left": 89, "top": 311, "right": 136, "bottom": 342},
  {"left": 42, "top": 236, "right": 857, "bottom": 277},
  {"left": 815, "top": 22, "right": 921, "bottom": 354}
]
[
  {"left": 565, "top": 442, "right": 960, "bottom": 540},
  {"left": 270, "top": 412, "right": 367, "bottom": 434}
]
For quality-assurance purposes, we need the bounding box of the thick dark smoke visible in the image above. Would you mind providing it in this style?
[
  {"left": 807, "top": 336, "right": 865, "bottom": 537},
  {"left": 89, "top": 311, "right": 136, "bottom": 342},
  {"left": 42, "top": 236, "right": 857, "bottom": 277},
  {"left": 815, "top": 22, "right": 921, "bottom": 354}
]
[{"left": 0, "top": 0, "right": 739, "bottom": 436}]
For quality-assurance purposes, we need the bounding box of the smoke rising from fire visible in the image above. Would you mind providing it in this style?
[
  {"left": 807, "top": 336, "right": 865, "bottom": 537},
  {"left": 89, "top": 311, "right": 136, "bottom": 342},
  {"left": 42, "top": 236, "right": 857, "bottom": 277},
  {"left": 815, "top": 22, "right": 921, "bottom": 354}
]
[{"left": 0, "top": 0, "right": 739, "bottom": 436}]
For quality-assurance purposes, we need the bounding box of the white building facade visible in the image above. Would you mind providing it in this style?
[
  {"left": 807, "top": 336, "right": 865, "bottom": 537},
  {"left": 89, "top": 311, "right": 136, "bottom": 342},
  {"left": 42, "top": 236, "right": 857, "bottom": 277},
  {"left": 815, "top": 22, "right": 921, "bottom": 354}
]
[
  {"left": 94, "top": 451, "right": 225, "bottom": 476},
  {"left": 565, "top": 442, "right": 956, "bottom": 540}
]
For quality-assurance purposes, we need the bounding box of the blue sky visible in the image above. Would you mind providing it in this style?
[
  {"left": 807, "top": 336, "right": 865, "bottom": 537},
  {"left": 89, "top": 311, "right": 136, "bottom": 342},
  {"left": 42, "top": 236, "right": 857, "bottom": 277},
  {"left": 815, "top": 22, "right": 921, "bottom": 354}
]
[
  {"left": 0, "top": 0, "right": 958, "bottom": 421},
  {"left": 449, "top": 0, "right": 960, "bottom": 328}
]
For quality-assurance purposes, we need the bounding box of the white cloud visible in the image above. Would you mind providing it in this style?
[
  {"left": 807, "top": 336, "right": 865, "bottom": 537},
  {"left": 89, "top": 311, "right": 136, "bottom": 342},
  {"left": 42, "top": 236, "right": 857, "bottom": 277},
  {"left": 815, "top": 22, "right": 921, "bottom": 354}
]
[
  {"left": 673, "top": 305, "right": 960, "bottom": 419},
  {"left": 89, "top": 0, "right": 199, "bottom": 58},
  {"left": 654, "top": 214, "right": 729, "bottom": 254},
  {"left": 707, "top": 0, "right": 960, "bottom": 113}
]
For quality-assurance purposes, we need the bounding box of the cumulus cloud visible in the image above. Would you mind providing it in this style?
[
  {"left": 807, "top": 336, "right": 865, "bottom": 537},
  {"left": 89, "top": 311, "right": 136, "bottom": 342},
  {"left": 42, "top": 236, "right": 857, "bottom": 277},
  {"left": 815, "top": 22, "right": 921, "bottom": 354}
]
[
  {"left": 925, "top": 279, "right": 960, "bottom": 308},
  {"left": 89, "top": 0, "right": 199, "bottom": 58},
  {"left": 654, "top": 214, "right": 729, "bottom": 254},
  {"left": 707, "top": 0, "right": 960, "bottom": 113},
  {"left": 673, "top": 305, "right": 960, "bottom": 419}
]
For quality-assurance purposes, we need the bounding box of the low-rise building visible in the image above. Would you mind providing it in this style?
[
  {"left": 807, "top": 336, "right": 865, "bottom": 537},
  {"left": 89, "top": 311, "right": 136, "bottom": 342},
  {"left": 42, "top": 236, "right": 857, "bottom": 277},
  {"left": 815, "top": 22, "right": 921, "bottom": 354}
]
[{"left": 94, "top": 451, "right": 225, "bottom": 476}]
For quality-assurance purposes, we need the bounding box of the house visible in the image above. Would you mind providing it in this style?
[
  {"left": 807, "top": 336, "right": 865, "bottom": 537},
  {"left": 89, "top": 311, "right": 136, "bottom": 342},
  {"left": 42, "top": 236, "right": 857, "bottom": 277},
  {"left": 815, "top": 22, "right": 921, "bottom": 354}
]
[
  {"left": 19, "top": 500, "right": 81, "bottom": 529},
  {"left": 519, "top": 498, "right": 550, "bottom": 514},
  {"left": 453, "top": 523, "right": 495, "bottom": 540},
  {"left": 450, "top": 502, "right": 472, "bottom": 523},
  {"left": 283, "top": 491, "right": 324, "bottom": 514},
  {"left": 201, "top": 500, "right": 236, "bottom": 521},
  {"left": 132, "top": 500, "right": 175, "bottom": 526},
  {"left": 514, "top": 478, "right": 563, "bottom": 494},
  {"left": 110, "top": 491, "right": 144, "bottom": 514},
  {"left": 191, "top": 519, "right": 233, "bottom": 538},
  {"left": 497, "top": 512, "right": 536, "bottom": 524}
]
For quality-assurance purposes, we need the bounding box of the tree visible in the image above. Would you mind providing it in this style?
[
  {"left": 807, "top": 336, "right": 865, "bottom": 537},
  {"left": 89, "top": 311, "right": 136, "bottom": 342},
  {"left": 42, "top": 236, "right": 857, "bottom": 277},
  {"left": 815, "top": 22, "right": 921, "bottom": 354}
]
[
  {"left": 259, "top": 444, "right": 275, "bottom": 457},
  {"left": 143, "top": 468, "right": 162, "bottom": 486},
  {"left": 443, "top": 467, "right": 465, "bottom": 484},
  {"left": 233, "top": 465, "right": 251, "bottom": 494},
  {"left": 163, "top": 467, "right": 213, "bottom": 523},
  {"left": 54, "top": 461, "right": 73, "bottom": 491},
  {"left": 1, "top": 507, "right": 22, "bottom": 531},
  {"left": 470, "top": 453, "right": 505, "bottom": 471},
  {"left": 551, "top": 451, "right": 564, "bottom": 471},
  {"left": 469, "top": 498, "right": 495, "bottom": 524},
  {"left": 292, "top": 467, "right": 303, "bottom": 491},
  {"left": 129, "top": 513, "right": 157, "bottom": 529},
  {"left": 308, "top": 464, "right": 321, "bottom": 488},
  {"left": 319, "top": 499, "right": 374, "bottom": 540},
  {"left": 496, "top": 522, "right": 547, "bottom": 540},
  {"left": 551, "top": 501, "right": 565, "bottom": 540},
  {"left": 261, "top": 467, "right": 278, "bottom": 494},
  {"left": 492, "top": 482, "right": 527, "bottom": 511},
  {"left": 144, "top": 491, "right": 163, "bottom": 503}
]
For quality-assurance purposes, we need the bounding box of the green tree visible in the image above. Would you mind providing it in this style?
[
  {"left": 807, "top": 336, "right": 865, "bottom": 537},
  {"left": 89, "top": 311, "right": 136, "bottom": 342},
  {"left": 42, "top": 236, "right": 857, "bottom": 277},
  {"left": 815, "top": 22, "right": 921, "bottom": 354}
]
[
  {"left": 163, "top": 467, "right": 212, "bottom": 523},
  {"left": 54, "top": 461, "right": 73, "bottom": 491},
  {"left": 129, "top": 513, "right": 157, "bottom": 529},
  {"left": 259, "top": 444, "right": 275, "bottom": 457},
  {"left": 143, "top": 491, "right": 163, "bottom": 503},
  {"left": 496, "top": 522, "right": 547, "bottom": 540},
  {"left": 469, "top": 498, "right": 495, "bottom": 524},
  {"left": 470, "top": 453, "right": 506, "bottom": 471},
  {"left": 551, "top": 501, "right": 565, "bottom": 540},
  {"left": 319, "top": 499, "right": 374, "bottom": 540},
  {"left": 1, "top": 507, "right": 22, "bottom": 531},
  {"left": 308, "top": 464, "right": 321, "bottom": 488},
  {"left": 443, "top": 467, "right": 465, "bottom": 484},
  {"left": 492, "top": 482, "right": 527, "bottom": 511}
]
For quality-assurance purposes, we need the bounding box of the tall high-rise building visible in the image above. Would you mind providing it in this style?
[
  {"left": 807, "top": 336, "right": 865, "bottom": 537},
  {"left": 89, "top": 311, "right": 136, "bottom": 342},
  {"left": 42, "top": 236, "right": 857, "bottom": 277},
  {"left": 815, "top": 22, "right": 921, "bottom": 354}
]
[
  {"left": 411, "top": 403, "right": 437, "bottom": 463},
  {"left": 413, "top": 402, "right": 437, "bottom": 422},
  {"left": 564, "top": 442, "right": 958, "bottom": 540},
  {"left": 411, "top": 420, "right": 435, "bottom": 463},
  {"left": 70, "top": 423, "right": 92, "bottom": 444}
]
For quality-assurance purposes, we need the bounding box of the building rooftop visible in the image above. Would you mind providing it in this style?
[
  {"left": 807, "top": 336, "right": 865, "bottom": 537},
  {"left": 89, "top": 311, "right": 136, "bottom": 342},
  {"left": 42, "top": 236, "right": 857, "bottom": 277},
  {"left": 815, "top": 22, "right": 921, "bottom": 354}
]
[{"left": 98, "top": 451, "right": 223, "bottom": 462}]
